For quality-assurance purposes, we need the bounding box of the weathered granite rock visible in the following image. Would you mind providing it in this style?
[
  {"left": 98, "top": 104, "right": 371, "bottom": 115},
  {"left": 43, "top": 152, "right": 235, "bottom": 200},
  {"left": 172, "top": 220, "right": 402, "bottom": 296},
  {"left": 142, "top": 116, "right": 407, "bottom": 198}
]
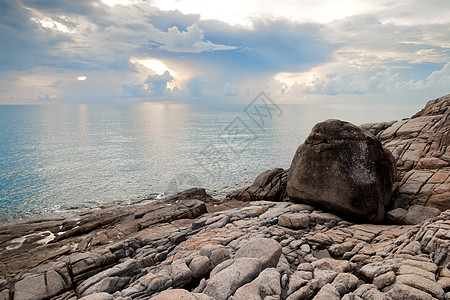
[
  {"left": 0, "top": 199, "right": 449, "bottom": 300},
  {"left": 287, "top": 119, "right": 397, "bottom": 223},
  {"left": 385, "top": 283, "right": 434, "bottom": 300},
  {"left": 226, "top": 168, "right": 288, "bottom": 202},
  {"left": 203, "top": 257, "right": 263, "bottom": 300},
  {"left": 401, "top": 205, "right": 442, "bottom": 225},
  {"left": 150, "top": 289, "right": 214, "bottom": 300},
  {"left": 14, "top": 263, "right": 72, "bottom": 300},
  {"left": 379, "top": 94, "right": 450, "bottom": 212},
  {"left": 0, "top": 189, "right": 210, "bottom": 279},
  {"left": 278, "top": 213, "right": 310, "bottom": 229},
  {"left": 234, "top": 238, "right": 282, "bottom": 269},
  {"left": 231, "top": 268, "right": 281, "bottom": 300}
]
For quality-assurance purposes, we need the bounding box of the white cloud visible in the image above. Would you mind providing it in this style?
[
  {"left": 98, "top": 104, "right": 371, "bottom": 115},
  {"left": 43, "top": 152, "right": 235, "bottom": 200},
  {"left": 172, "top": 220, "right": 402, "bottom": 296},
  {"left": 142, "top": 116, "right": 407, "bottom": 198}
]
[
  {"left": 187, "top": 73, "right": 207, "bottom": 97},
  {"left": 154, "top": 0, "right": 390, "bottom": 25},
  {"left": 156, "top": 24, "right": 237, "bottom": 53},
  {"left": 1, "top": 0, "right": 450, "bottom": 104},
  {"left": 144, "top": 71, "right": 174, "bottom": 96},
  {"left": 425, "top": 62, "right": 450, "bottom": 88},
  {"left": 121, "top": 81, "right": 148, "bottom": 98}
]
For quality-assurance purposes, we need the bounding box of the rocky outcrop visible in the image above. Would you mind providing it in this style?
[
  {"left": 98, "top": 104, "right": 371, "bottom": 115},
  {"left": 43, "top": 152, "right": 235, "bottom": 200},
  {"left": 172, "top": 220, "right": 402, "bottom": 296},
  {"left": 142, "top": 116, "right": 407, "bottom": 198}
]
[
  {"left": 0, "top": 188, "right": 211, "bottom": 280},
  {"left": 286, "top": 119, "right": 397, "bottom": 223},
  {"left": 1, "top": 197, "right": 448, "bottom": 300},
  {"left": 230, "top": 94, "right": 449, "bottom": 224},
  {"left": 373, "top": 94, "right": 450, "bottom": 213}
]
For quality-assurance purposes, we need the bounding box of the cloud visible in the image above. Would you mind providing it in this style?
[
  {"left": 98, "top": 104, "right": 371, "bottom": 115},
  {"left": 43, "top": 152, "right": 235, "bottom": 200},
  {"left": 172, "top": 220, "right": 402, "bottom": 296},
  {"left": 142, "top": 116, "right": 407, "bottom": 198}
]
[
  {"left": 426, "top": 62, "right": 450, "bottom": 88},
  {"left": 37, "top": 94, "right": 58, "bottom": 101},
  {"left": 273, "top": 14, "right": 450, "bottom": 99},
  {"left": 20, "top": 0, "right": 100, "bottom": 15},
  {"left": 1, "top": 0, "right": 449, "bottom": 103},
  {"left": 144, "top": 71, "right": 174, "bottom": 96},
  {"left": 223, "top": 82, "right": 239, "bottom": 96},
  {"left": 148, "top": 9, "right": 201, "bottom": 32},
  {"left": 196, "top": 19, "right": 336, "bottom": 75},
  {"left": 0, "top": 1, "right": 68, "bottom": 71},
  {"left": 187, "top": 73, "right": 207, "bottom": 97},
  {"left": 154, "top": 23, "right": 237, "bottom": 53},
  {"left": 120, "top": 81, "right": 148, "bottom": 98}
]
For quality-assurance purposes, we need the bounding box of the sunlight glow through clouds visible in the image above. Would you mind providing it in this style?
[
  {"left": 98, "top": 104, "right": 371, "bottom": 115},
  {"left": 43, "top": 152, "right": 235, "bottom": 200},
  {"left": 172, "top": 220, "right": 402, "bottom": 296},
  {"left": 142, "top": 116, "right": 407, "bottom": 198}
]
[
  {"left": 31, "top": 17, "right": 70, "bottom": 33},
  {"left": 77, "top": 76, "right": 87, "bottom": 81},
  {"left": 130, "top": 58, "right": 176, "bottom": 76},
  {"left": 100, "top": 0, "right": 131, "bottom": 6},
  {"left": 275, "top": 71, "right": 316, "bottom": 87},
  {"left": 130, "top": 58, "right": 183, "bottom": 90},
  {"left": 154, "top": 0, "right": 382, "bottom": 25}
]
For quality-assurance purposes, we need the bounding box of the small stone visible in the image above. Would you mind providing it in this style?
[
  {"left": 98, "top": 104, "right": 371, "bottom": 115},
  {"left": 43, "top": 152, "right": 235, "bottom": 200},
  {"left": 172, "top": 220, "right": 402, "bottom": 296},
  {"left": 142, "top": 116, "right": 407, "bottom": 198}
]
[
  {"left": 170, "top": 260, "right": 193, "bottom": 288},
  {"left": 396, "top": 274, "right": 444, "bottom": 299},
  {"left": 331, "top": 273, "right": 359, "bottom": 295},
  {"left": 360, "top": 259, "right": 400, "bottom": 280},
  {"left": 79, "top": 293, "right": 114, "bottom": 300},
  {"left": 149, "top": 289, "right": 214, "bottom": 300},
  {"left": 353, "top": 284, "right": 385, "bottom": 300},
  {"left": 300, "top": 244, "right": 311, "bottom": 254},
  {"left": 312, "top": 258, "right": 351, "bottom": 273},
  {"left": 386, "top": 208, "right": 408, "bottom": 224},
  {"left": 189, "top": 256, "right": 211, "bottom": 279},
  {"left": 14, "top": 268, "right": 71, "bottom": 300},
  {"left": 312, "top": 283, "right": 340, "bottom": 300},
  {"left": 203, "top": 257, "right": 263, "bottom": 300},
  {"left": 287, "top": 271, "right": 310, "bottom": 296},
  {"left": 373, "top": 270, "right": 395, "bottom": 290},
  {"left": 397, "top": 264, "right": 435, "bottom": 281},
  {"left": 402, "top": 205, "right": 442, "bottom": 225},
  {"left": 329, "top": 241, "right": 356, "bottom": 257},
  {"left": 278, "top": 213, "right": 310, "bottom": 229},
  {"left": 235, "top": 238, "right": 282, "bottom": 269},
  {"left": 233, "top": 268, "right": 281, "bottom": 300},
  {"left": 402, "top": 259, "right": 438, "bottom": 274},
  {"left": 418, "top": 157, "right": 449, "bottom": 169},
  {"left": 398, "top": 241, "right": 422, "bottom": 256},
  {"left": 385, "top": 284, "right": 433, "bottom": 300},
  {"left": 297, "top": 263, "right": 313, "bottom": 272},
  {"left": 437, "top": 277, "right": 450, "bottom": 291},
  {"left": 285, "top": 285, "right": 314, "bottom": 300}
]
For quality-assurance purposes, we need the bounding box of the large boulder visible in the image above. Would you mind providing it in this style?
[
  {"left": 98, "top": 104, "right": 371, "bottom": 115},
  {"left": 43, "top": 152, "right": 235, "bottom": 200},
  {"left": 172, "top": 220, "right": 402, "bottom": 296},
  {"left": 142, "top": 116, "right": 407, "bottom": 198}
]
[{"left": 286, "top": 119, "right": 397, "bottom": 223}]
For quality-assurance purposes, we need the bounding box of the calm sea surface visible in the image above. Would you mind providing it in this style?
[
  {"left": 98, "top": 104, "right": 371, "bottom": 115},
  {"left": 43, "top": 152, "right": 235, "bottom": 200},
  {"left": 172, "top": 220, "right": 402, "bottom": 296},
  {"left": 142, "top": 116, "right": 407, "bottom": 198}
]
[{"left": 0, "top": 102, "right": 422, "bottom": 221}]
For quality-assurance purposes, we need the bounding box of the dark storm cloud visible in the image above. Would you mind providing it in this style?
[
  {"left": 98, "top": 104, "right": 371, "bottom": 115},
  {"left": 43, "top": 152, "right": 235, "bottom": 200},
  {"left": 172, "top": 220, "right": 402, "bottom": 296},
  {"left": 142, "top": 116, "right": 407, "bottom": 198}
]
[{"left": 0, "top": 0, "right": 69, "bottom": 71}]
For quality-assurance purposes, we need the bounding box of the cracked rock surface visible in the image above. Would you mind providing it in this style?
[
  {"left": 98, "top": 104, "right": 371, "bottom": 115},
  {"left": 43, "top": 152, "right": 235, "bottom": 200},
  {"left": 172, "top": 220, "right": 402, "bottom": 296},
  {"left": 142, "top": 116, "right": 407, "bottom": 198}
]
[{"left": 1, "top": 199, "right": 449, "bottom": 300}]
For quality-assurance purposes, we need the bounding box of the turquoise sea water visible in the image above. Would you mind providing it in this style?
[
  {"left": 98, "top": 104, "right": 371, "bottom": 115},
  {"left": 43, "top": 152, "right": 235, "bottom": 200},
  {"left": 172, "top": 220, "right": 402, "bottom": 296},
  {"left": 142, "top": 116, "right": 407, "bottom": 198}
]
[{"left": 0, "top": 102, "right": 422, "bottom": 221}]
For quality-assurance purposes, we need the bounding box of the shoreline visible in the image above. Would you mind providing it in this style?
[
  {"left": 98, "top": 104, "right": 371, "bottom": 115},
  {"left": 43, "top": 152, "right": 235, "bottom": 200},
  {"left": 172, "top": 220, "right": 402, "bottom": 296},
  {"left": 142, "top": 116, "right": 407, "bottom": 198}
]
[{"left": 0, "top": 102, "right": 424, "bottom": 223}]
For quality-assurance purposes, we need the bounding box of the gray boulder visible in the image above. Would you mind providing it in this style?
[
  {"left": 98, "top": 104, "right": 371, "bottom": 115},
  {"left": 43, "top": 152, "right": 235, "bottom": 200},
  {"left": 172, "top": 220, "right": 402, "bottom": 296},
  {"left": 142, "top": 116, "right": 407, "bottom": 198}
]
[{"left": 287, "top": 119, "right": 397, "bottom": 223}]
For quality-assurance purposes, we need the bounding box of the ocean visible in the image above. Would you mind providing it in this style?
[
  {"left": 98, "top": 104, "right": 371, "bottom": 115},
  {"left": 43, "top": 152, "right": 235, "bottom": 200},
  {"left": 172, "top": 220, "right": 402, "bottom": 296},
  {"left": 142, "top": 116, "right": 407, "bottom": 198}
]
[{"left": 0, "top": 101, "right": 423, "bottom": 221}]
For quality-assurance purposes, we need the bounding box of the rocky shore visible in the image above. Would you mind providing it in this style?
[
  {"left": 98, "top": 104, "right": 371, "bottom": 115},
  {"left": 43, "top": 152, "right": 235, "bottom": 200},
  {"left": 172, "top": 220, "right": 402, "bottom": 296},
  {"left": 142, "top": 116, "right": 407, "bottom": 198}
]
[{"left": 0, "top": 95, "right": 449, "bottom": 300}]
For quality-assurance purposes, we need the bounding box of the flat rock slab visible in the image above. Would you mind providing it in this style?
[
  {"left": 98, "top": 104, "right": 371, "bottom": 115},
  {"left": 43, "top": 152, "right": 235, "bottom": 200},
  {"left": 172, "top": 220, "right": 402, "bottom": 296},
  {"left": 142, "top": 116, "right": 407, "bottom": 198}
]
[{"left": 0, "top": 188, "right": 210, "bottom": 278}]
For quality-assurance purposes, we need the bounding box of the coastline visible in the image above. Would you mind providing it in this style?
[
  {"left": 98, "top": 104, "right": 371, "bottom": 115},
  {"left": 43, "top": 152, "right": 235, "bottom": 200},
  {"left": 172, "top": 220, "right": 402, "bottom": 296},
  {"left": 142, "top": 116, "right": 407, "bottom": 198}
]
[{"left": 0, "top": 94, "right": 449, "bottom": 300}]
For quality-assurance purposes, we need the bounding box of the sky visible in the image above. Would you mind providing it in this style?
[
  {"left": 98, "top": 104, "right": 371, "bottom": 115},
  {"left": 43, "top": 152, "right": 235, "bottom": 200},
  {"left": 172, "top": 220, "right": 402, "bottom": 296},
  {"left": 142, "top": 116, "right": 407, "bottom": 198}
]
[{"left": 0, "top": 0, "right": 449, "bottom": 104}]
